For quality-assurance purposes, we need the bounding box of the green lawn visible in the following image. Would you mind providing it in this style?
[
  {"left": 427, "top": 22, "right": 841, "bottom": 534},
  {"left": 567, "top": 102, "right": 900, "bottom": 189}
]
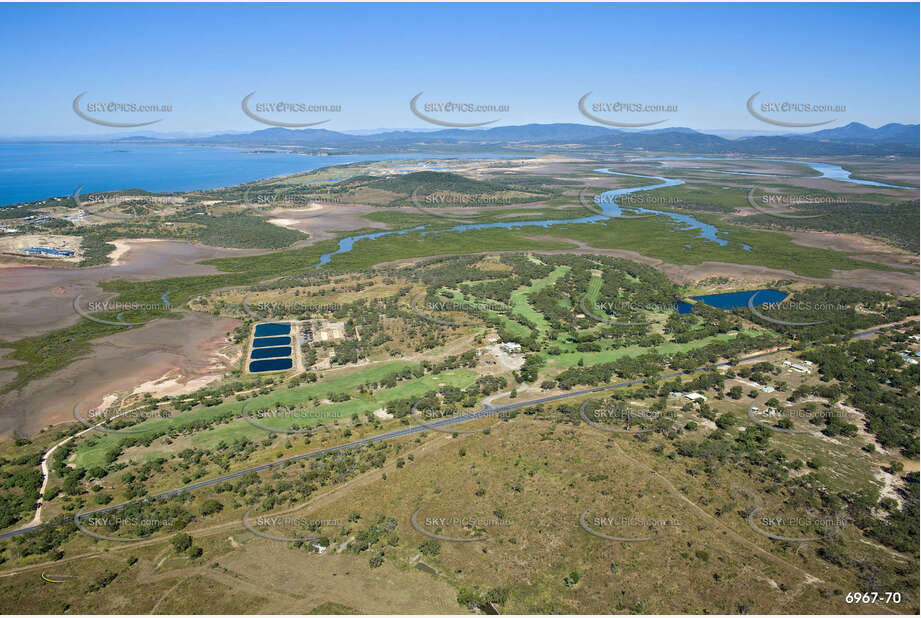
[
  {"left": 72, "top": 362, "right": 476, "bottom": 467},
  {"left": 584, "top": 272, "right": 603, "bottom": 305},
  {"left": 543, "top": 329, "right": 772, "bottom": 370},
  {"left": 509, "top": 265, "right": 570, "bottom": 334},
  {"left": 185, "top": 367, "right": 478, "bottom": 449}
]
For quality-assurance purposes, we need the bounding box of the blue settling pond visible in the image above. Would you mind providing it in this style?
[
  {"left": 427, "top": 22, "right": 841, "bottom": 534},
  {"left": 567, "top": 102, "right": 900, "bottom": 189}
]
[
  {"left": 677, "top": 289, "right": 788, "bottom": 313},
  {"left": 254, "top": 322, "right": 291, "bottom": 337},
  {"left": 249, "top": 358, "right": 293, "bottom": 373},
  {"left": 251, "top": 336, "right": 291, "bottom": 348},
  {"left": 250, "top": 346, "right": 292, "bottom": 359}
]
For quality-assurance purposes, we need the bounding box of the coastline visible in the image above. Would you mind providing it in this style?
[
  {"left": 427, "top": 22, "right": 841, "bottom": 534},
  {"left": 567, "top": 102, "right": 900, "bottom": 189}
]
[{"left": 0, "top": 145, "right": 518, "bottom": 207}]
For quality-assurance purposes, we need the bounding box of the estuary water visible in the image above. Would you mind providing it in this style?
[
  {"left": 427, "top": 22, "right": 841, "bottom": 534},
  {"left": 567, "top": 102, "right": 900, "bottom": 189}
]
[
  {"left": 316, "top": 168, "right": 748, "bottom": 265},
  {"left": 316, "top": 156, "right": 913, "bottom": 265},
  {"left": 633, "top": 156, "right": 913, "bottom": 189}
]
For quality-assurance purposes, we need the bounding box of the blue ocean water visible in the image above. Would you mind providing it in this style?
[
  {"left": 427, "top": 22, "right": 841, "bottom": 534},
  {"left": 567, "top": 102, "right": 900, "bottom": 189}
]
[{"left": 0, "top": 143, "right": 509, "bottom": 206}]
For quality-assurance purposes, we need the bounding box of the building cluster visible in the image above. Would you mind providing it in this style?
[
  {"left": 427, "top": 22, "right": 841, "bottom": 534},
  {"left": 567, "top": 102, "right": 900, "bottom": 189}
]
[{"left": 300, "top": 320, "right": 347, "bottom": 346}]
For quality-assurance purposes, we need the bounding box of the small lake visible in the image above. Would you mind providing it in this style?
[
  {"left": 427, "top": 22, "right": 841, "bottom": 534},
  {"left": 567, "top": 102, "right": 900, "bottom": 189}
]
[
  {"left": 676, "top": 289, "right": 789, "bottom": 313},
  {"left": 253, "top": 322, "right": 291, "bottom": 337},
  {"left": 249, "top": 358, "right": 293, "bottom": 373}
]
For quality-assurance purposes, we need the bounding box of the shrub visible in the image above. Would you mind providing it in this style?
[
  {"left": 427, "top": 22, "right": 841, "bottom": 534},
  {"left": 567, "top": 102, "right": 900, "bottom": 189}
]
[{"left": 419, "top": 539, "right": 441, "bottom": 556}]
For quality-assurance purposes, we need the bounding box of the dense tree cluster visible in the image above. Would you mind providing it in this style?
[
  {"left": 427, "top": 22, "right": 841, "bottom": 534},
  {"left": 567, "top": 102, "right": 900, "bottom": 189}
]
[{"left": 803, "top": 331, "right": 919, "bottom": 456}]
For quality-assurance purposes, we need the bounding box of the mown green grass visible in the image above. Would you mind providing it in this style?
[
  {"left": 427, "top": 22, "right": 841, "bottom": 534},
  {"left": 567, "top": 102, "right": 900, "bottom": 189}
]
[
  {"left": 509, "top": 265, "right": 570, "bottom": 333},
  {"left": 184, "top": 367, "right": 478, "bottom": 449},
  {"left": 585, "top": 271, "right": 603, "bottom": 301},
  {"left": 72, "top": 363, "right": 476, "bottom": 467},
  {"left": 543, "top": 329, "right": 772, "bottom": 370}
]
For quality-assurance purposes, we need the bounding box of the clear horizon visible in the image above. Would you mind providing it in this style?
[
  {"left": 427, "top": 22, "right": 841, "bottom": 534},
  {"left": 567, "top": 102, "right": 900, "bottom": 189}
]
[{"left": 0, "top": 2, "right": 918, "bottom": 137}]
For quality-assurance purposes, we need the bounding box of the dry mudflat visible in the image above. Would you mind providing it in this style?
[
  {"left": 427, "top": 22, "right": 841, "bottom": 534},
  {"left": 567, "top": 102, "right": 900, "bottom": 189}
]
[
  {"left": 264, "top": 203, "right": 389, "bottom": 245},
  {"left": 0, "top": 239, "right": 258, "bottom": 437},
  {"left": 0, "top": 309, "right": 239, "bottom": 437},
  {"left": 0, "top": 239, "right": 257, "bottom": 341}
]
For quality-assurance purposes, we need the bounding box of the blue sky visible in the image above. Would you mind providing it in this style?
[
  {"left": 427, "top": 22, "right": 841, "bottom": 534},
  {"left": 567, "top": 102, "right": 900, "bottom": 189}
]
[{"left": 0, "top": 2, "right": 917, "bottom": 136}]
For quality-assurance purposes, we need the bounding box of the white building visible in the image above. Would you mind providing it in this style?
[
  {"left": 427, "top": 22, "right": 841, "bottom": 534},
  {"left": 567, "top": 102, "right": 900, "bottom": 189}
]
[{"left": 784, "top": 360, "right": 810, "bottom": 373}]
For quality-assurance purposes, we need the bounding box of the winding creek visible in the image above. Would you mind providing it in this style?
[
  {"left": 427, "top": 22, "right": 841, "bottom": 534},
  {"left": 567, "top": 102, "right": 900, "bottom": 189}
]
[
  {"left": 636, "top": 156, "right": 914, "bottom": 189},
  {"left": 316, "top": 158, "right": 914, "bottom": 266}
]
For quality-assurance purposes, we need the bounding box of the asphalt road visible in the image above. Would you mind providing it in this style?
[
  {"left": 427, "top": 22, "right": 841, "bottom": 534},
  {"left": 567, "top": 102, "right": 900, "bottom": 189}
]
[{"left": 0, "top": 320, "right": 908, "bottom": 542}]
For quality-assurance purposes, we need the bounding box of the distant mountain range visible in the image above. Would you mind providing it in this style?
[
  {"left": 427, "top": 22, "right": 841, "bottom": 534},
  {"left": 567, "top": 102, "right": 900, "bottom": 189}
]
[
  {"left": 103, "top": 121, "right": 918, "bottom": 156},
  {"left": 799, "top": 122, "right": 919, "bottom": 144}
]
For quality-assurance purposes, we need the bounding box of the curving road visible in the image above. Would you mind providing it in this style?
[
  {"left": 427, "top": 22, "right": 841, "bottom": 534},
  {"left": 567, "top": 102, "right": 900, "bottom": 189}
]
[{"left": 0, "top": 320, "right": 912, "bottom": 542}]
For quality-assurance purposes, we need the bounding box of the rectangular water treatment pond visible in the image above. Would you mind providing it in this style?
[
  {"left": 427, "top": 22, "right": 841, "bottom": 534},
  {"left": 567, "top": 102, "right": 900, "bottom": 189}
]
[
  {"left": 254, "top": 322, "right": 291, "bottom": 337},
  {"left": 251, "top": 336, "right": 292, "bottom": 348},
  {"left": 249, "top": 346, "right": 292, "bottom": 359},
  {"left": 249, "top": 358, "right": 293, "bottom": 373},
  {"left": 248, "top": 321, "right": 295, "bottom": 373}
]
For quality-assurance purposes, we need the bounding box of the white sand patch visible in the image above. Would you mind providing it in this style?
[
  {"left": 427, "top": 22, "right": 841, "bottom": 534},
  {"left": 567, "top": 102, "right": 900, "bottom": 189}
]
[
  {"left": 373, "top": 408, "right": 393, "bottom": 420},
  {"left": 837, "top": 401, "right": 891, "bottom": 455},
  {"left": 874, "top": 466, "right": 903, "bottom": 506},
  {"left": 269, "top": 204, "right": 325, "bottom": 214},
  {"left": 95, "top": 393, "right": 119, "bottom": 413},
  {"left": 106, "top": 238, "right": 172, "bottom": 266},
  {"left": 268, "top": 218, "right": 299, "bottom": 230},
  {"left": 107, "top": 240, "right": 132, "bottom": 265},
  {"left": 131, "top": 372, "right": 221, "bottom": 398}
]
